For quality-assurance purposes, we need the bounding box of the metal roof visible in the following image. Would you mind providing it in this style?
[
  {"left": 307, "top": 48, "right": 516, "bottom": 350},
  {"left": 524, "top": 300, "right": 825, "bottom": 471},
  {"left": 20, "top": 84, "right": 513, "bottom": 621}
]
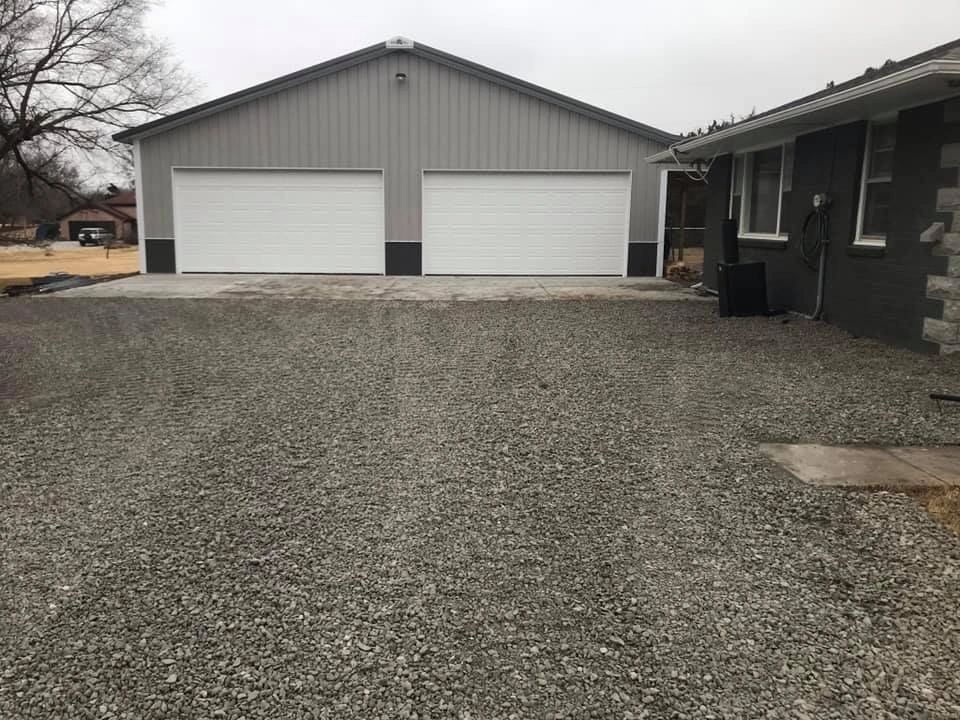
[{"left": 115, "top": 39, "right": 678, "bottom": 146}]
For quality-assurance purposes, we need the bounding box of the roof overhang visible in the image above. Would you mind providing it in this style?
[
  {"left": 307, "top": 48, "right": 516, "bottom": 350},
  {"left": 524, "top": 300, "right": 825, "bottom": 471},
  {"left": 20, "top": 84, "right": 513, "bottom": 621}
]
[{"left": 647, "top": 59, "right": 960, "bottom": 163}]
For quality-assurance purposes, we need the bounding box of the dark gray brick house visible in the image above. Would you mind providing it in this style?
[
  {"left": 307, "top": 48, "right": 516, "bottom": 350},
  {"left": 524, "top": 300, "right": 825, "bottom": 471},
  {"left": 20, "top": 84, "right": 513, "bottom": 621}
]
[{"left": 649, "top": 38, "right": 960, "bottom": 353}]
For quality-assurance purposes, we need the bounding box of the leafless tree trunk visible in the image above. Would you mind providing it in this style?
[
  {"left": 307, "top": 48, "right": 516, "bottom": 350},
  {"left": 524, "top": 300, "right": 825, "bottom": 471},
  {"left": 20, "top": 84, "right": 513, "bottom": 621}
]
[{"left": 0, "top": 0, "right": 193, "bottom": 197}]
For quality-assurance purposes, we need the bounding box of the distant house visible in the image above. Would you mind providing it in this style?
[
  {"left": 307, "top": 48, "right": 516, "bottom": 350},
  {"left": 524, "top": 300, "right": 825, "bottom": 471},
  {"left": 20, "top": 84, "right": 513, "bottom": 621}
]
[
  {"left": 59, "top": 191, "right": 138, "bottom": 243},
  {"left": 648, "top": 38, "right": 960, "bottom": 353}
]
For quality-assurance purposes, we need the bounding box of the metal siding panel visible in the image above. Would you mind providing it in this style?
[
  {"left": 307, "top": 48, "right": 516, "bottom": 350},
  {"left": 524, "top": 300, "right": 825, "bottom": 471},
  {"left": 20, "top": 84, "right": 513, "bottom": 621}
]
[
  {"left": 400, "top": 54, "right": 415, "bottom": 241},
  {"left": 135, "top": 50, "right": 667, "bottom": 246},
  {"left": 469, "top": 76, "right": 480, "bottom": 167},
  {"left": 420, "top": 58, "right": 432, "bottom": 168},
  {"left": 535, "top": 102, "right": 549, "bottom": 167}
]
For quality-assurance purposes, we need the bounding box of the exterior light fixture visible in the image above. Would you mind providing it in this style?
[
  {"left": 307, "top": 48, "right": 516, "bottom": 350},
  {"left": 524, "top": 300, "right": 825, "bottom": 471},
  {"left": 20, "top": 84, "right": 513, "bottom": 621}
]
[{"left": 395, "top": 72, "right": 407, "bottom": 82}]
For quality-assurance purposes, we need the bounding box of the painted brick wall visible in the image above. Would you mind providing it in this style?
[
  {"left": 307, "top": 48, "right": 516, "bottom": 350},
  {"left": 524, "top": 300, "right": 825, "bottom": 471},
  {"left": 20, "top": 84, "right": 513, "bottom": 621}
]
[
  {"left": 701, "top": 154, "right": 731, "bottom": 291},
  {"left": 701, "top": 97, "right": 956, "bottom": 352}
]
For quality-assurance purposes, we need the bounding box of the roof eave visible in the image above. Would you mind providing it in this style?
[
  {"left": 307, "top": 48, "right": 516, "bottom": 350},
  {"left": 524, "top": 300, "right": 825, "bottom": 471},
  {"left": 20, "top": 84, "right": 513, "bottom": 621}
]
[{"left": 646, "top": 59, "right": 960, "bottom": 163}]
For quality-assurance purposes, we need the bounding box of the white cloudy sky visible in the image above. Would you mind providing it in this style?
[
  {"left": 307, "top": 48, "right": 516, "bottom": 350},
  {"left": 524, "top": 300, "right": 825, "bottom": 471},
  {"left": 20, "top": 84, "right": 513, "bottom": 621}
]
[{"left": 147, "top": 0, "right": 959, "bottom": 135}]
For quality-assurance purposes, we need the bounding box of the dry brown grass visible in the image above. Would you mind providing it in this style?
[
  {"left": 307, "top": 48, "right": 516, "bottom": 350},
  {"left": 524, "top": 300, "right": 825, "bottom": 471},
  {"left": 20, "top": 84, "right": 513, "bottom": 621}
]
[
  {"left": 875, "top": 486, "right": 960, "bottom": 536},
  {"left": 914, "top": 487, "right": 960, "bottom": 536},
  {"left": 0, "top": 245, "right": 138, "bottom": 287}
]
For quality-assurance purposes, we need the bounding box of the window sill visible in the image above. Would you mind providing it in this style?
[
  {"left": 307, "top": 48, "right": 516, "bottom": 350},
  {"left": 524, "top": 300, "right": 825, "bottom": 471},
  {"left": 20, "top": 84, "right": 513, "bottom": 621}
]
[
  {"left": 847, "top": 243, "right": 886, "bottom": 258},
  {"left": 738, "top": 235, "right": 788, "bottom": 249}
]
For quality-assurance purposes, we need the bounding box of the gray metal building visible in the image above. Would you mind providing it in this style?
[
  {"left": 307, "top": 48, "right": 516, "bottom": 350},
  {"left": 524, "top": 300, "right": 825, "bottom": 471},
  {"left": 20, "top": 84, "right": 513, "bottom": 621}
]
[{"left": 117, "top": 37, "right": 676, "bottom": 276}]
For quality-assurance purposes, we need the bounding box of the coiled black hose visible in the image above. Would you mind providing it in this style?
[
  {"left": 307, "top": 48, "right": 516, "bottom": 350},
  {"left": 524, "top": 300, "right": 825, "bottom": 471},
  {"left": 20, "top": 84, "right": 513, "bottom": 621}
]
[
  {"left": 798, "top": 203, "right": 830, "bottom": 319},
  {"left": 799, "top": 205, "right": 830, "bottom": 271}
]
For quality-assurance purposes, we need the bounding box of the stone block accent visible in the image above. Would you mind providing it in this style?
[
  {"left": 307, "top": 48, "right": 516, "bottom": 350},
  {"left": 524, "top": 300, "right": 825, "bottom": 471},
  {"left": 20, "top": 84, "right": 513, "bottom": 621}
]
[
  {"left": 943, "top": 301, "right": 960, "bottom": 322},
  {"left": 928, "top": 274, "right": 960, "bottom": 300},
  {"left": 943, "top": 143, "right": 960, "bottom": 167},
  {"left": 923, "top": 120, "right": 960, "bottom": 353},
  {"left": 923, "top": 318, "right": 960, "bottom": 345},
  {"left": 932, "top": 232, "right": 960, "bottom": 255},
  {"left": 936, "top": 187, "right": 960, "bottom": 212},
  {"left": 920, "top": 222, "right": 945, "bottom": 244}
]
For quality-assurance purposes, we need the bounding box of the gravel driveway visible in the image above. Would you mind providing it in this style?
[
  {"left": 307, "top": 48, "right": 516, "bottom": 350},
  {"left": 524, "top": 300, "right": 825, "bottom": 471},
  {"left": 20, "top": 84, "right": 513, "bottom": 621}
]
[{"left": 2, "top": 299, "right": 960, "bottom": 719}]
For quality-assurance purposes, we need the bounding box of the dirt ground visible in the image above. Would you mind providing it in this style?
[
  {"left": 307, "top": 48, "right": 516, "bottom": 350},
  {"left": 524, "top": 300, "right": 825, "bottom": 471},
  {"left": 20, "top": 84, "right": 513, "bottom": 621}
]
[
  {"left": 0, "top": 244, "right": 138, "bottom": 285},
  {"left": 671, "top": 246, "right": 704, "bottom": 270}
]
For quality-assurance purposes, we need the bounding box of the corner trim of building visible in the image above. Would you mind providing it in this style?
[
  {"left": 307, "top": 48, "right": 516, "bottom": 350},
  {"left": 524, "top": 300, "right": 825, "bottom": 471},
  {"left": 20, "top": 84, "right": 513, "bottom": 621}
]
[{"left": 133, "top": 139, "right": 146, "bottom": 274}]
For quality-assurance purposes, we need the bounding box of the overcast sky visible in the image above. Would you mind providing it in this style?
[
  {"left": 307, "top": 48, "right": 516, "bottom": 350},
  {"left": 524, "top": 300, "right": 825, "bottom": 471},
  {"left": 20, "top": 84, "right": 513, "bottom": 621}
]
[{"left": 146, "top": 0, "right": 960, "bottom": 135}]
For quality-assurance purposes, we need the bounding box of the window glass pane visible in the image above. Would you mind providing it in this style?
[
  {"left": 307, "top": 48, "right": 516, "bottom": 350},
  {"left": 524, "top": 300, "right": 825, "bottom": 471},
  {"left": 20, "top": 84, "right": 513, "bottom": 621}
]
[
  {"left": 872, "top": 122, "right": 896, "bottom": 150},
  {"left": 869, "top": 148, "right": 894, "bottom": 178},
  {"left": 868, "top": 122, "right": 896, "bottom": 179},
  {"left": 748, "top": 146, "right": 782, "bottom": 234},
  {"left": 781, "top": 142, "right": 794, "bottom": 192},
  {"left": 732, "top": 156, "right": 744, "bottom": 196},
  {"left": 731, "top": 196, "right": 741, "bottom": 225},
  {"left": 862, "top": 182, "right": 890, "bottom": 237}
]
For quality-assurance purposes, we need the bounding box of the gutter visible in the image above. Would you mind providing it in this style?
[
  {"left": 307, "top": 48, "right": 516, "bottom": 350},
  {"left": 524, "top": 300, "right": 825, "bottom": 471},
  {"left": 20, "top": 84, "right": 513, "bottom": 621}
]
[{"left": 646, "top": 59, "right": 960, "bottom": 163}]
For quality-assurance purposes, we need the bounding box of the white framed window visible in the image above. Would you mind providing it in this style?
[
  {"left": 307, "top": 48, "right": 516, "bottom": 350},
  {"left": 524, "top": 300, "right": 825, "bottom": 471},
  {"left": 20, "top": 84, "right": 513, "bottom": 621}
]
[
  {"left": 854, "top": 119, "right": 896, "bottom": 247},
  {"left": 729, "top": 141, "right": 794, "bottom": 239}
]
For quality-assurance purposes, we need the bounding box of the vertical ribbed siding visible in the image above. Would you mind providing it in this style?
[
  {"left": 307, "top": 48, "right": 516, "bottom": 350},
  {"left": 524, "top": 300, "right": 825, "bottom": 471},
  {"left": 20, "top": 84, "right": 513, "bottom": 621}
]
[{"left": 140, "top": 52, "right": 666, "bottom": 244}]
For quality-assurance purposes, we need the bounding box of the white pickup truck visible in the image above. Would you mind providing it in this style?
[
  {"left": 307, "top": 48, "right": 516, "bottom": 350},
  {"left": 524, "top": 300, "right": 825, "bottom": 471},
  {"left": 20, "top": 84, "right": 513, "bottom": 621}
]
[{"left": 77, "top": 227, "right": 115, "bottom": 246}]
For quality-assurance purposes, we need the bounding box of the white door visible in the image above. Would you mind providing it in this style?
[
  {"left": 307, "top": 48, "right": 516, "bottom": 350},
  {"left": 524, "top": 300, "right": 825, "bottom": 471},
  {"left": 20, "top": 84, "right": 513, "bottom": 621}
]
[
  {"left": 172, "top": 169, "right": 384, "bottom": 273},
  {"left": 422, "top": 171, "right": 631, "bottom": 275}
]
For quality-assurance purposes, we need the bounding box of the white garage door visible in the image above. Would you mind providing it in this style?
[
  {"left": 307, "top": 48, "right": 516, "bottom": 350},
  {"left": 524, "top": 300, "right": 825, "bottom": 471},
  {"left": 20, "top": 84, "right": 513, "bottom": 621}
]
[
  {"left": 172, "top": 169, "right": 384, "bottom": 273},
  {"left": 422, "top": 171, "right": 631, "bottom": 275}
]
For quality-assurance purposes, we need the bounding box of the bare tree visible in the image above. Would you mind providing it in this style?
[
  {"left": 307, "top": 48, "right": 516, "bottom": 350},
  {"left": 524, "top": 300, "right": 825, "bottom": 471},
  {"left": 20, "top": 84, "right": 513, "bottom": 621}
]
[
  {"left": 0, "top": 0, "right": 193, "bottom": 196},
  {"left": 0, "top": 150, "right": 78, "bottom": 235}
]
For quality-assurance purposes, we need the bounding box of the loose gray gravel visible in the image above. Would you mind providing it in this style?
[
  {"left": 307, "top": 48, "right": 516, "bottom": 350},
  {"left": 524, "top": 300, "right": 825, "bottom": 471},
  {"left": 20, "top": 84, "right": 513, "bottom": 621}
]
[{"left": 2, "top": 298, "right": 960, "bottom": 720}]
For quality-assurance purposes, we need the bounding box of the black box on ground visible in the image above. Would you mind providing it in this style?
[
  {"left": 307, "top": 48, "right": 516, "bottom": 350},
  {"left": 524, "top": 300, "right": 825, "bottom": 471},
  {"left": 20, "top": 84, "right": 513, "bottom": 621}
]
[{"left": 717, "top": 262, "right": 768, "bottom": 317}]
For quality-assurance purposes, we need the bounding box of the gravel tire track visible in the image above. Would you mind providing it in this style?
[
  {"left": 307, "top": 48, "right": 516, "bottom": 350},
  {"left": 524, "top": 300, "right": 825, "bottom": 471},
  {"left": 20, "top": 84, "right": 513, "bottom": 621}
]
[{"left": 1, "top": 298, "right": 959, "bottom": 719}]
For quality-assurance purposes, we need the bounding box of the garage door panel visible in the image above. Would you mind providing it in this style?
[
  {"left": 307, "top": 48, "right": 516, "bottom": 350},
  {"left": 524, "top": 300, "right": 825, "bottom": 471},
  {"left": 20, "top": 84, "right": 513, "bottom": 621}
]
[
  {"left": 173, "top": 169, "right": 383, "bottom": 273},
  {"left": 422, "top": 172, "right": 630, "bottom": 275}
]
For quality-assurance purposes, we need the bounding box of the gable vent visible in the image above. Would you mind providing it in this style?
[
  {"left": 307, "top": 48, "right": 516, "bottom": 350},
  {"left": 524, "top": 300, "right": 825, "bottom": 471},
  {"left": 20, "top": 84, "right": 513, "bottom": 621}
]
[{"left": 386, "top": 36, "right": 414, "bottom": 49}]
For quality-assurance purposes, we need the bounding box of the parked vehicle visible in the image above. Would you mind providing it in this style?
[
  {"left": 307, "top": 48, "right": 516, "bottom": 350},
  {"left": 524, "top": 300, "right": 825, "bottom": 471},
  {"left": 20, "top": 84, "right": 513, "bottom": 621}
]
[{"left": 78, "top": 227, "right": 114, "bottom": 246}]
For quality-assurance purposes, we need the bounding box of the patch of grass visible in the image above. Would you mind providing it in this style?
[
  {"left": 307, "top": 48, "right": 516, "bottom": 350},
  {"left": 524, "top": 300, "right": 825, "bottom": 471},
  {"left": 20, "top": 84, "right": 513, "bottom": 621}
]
[
  {"left": 883, "top": 487, "right": 960, "bottom": 536},
  {"left": 0, "top": 245, "right": 138, "bottom": 282},
  {"left": 918, "top": 487, "right": 960, "bottom": 536}
]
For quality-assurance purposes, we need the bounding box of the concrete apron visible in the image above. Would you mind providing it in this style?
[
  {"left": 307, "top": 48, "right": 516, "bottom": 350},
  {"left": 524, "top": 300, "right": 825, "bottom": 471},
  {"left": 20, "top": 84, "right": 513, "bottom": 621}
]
[
  {"left": 53, "top": 274, "right": 712, "bottom": 301},
  {"left": 761, "top": 443, "right": 960, "bottom": 488}
]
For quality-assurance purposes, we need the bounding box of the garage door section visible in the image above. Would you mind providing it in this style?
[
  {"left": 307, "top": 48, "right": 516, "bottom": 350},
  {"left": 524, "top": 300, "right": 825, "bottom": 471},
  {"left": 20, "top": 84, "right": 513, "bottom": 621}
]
[
  {"left": 422, "top": 171, "right": 630, "bottom": 275},
  {"left": 173, "top": 169, "right": 384, "bottom": 273}
]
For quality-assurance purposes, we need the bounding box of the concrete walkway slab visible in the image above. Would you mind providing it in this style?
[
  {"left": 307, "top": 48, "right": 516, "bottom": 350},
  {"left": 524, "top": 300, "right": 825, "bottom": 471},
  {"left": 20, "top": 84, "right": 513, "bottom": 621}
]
[
  {"left": 887, "top": 446, "right": 960, "bottom": 486},
  {"left": 759, "top": 443, "right": 960, "bottom": 488},
  {"left": 52, "top": 273, "right": 711, "bottom": 302}
]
